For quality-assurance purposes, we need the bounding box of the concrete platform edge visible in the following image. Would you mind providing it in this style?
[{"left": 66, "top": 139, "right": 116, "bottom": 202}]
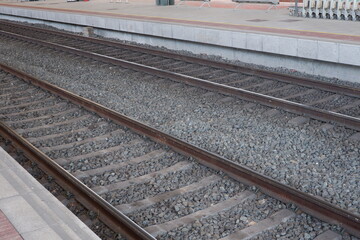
[
  {"left": 0, "top": 6, "right": 359, "bottom": 83},
  {"left": 0, "top": 147, "right": 101, "bottom": 240}
]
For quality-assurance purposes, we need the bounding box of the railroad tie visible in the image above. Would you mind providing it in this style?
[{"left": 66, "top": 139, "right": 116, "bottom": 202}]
[
  {"left": 219, "top": 209, "right": 295, "bottom": 240},
  {"left": 56, "top": 139, "right": 142, "bottom": 166},
  {"left": 92, "top": 161, "right": 193, "bottom": 195},
  {"left": 5, "top": 108, "right": 79, "bottom": 126},
  {"left": 15, "top": 114, "right": 91, "bottom": 135},
  {"left": 2, "top": 102, "right": 68, "bottom": 118},
  {"left": 39, "top": 129, "right": 124, "bottom": 152},
  {"left": 145, "top": 191, "right": 256, "bottom": 237},
  {"left": 313, "top": 230, "right": 342, "bottom": 240},
  {"left": 116, "top": 175, "right": 221, "bottom": 214},
  {"left": 73, "top": 149, "right": 167, "bottom": 180}
]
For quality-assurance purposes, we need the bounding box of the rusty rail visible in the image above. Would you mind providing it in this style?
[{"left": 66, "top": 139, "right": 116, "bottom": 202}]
[
  {"left": 1, "top": 63, "right": 359, "bottom": 237},
  {"left": 1, "top": 30, "right": 359, "bottom": 131}
]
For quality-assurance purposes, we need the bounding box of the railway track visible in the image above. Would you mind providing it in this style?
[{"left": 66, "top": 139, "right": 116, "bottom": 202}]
[
  {"left": 0, "top": 20, "right": 359, "bottom": 131},
  {"left": 0, "top": 61, "right": 359, "bottom": 240}
]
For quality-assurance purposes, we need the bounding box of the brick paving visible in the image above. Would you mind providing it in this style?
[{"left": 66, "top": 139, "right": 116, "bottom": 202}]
[{"left": 0, "top": 210, "right": 22, "bottom": 240}]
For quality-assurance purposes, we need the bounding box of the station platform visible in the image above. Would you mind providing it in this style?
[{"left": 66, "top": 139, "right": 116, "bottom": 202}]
[
  {"left": 0, "top": 0, "right": 359, "bottom": 43},
  {"left": 0, "top": 147, "right": 100, "bottom": 240},
  {"left": 0, "top": 0, "right": 359, "bottom": 82}
]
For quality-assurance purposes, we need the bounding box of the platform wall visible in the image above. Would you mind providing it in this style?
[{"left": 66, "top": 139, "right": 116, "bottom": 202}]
[{"left": 0, "top": 6, "right": 359, "bottom": 83}]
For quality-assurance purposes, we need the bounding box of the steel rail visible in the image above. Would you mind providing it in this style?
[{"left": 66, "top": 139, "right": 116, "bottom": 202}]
[
  {"left": 1, "top": 20, "right": 359, "bottom": 98},
  {"left": 1, "top": 30, "right": 359, "bottom": 131},
  {"left": 0, "top": 63, "right": 359, "bottom": 237}
]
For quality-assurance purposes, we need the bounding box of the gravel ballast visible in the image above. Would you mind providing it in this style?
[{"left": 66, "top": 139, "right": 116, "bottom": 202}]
[{"left": 0, "top": 33, "right": 359, "bottom": 237}]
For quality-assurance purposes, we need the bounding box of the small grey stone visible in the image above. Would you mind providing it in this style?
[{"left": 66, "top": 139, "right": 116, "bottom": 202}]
[{"left": 108, "top": 176, "right": 117, "bottom": 182}]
